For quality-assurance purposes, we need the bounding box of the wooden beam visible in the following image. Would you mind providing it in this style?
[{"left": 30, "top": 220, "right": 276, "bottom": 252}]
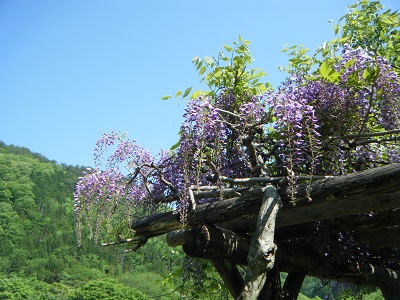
[
  {"left": 166, "top": 229, "right": 193, "bottom": 247},
  {"left": 182, "top": 225, "right": 250, "bottom": 265},
  {"left": 354, "top": 225, "right": 400, "bottom": 249},
  {"left": 275, "top": 208, "right": 400, "bottom": 241},
  {"left": 278, "top": 191, "right": 400, "bottom": 227},
  {"left": 131, "top": 164, "right": 400, "bottom": 239},
  {"left": 285, "top": 163, "right": 400, "bottom": 206},
  {"left": 131, "top": 190, "right": 400, "bottom": 239}
]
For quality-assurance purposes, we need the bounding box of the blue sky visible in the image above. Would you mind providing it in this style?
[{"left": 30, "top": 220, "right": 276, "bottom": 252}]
[{"left": 1, "top": 0, "right": 398, "bottom": 167}]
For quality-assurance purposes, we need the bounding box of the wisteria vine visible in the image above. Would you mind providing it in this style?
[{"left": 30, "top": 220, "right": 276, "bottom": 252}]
[{"left": 74, "top": 46, "right": 400, "bottom": 244}]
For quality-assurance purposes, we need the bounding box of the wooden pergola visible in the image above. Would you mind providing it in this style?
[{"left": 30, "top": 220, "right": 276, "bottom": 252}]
[{"left": 130, "top": 163, "right": 400, "bottom": 299}]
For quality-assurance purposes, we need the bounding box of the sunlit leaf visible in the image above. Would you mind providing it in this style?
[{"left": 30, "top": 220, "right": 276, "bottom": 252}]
[
  {"left": 223, "top": 44, "right": 232, "bottom": 52},
  {"left": 169, "top": 138, "right": 182, "bottom": 151},
  {"left": 199, "top": 66, "right": 207, "bottom": 75},
  {"left": 182, "top": 87, "right": 193, "bottom": 98},
  {"left": 343, "top": 59, "right": 356, "bottom": 68},
  {"left": 190, "top": 90, "right": 204, "bottom": 99}
]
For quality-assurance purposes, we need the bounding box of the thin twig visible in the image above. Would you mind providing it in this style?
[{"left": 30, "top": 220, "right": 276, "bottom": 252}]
[{"left": 215, "top": 107, "right": 242, "bottom": 119}]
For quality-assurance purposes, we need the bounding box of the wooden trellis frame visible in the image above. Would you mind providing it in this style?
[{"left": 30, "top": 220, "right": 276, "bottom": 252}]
[{"left": 130, "top": 163, "right": 400, "bottom": 299}]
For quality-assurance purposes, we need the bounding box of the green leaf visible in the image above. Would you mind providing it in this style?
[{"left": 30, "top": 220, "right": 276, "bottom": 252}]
[
  {"left": 199, "top": 66, "right": 207, "bottom": 75},
  {"left": 161, "top": 95, "right": 172, "bottom": 100},
  {"left": 223, "top": 44, "right": 232, "bottom": 52},
  {"left": 190, "top": 90, "right": 204, "bottom": 99},
  {"left": 304, "top": 74, "right": 318, "bottom": 81},
  {"left": 176, "top": 90, "right": 182, "bottom": 97},
  {"left": 233, "top": 56, "right": 243, "bottom": 66},
  {"left": 169, "top": 138, "right": 182, "bottom": 151},
  {"left": 343, "top": 58, "right": 356, "bottom": 68},
  {"left": 362, "top": 66, "right": 380, "bottom": 83},
  {"left": 182, "top": 87, "right": 193, "bottom": 98},
  {"left": 195, "top": 61, "right": 203, "bottom": 71},
  {"left": 347, "top": 71, "right": 360, "bottom": 86},
  {"left": 334, "top": 24, "right": 340, "bottom": 35},
  {"left": 319, "top": 61, "right": 333, "bottom": 78},
  {"left": 328, "top": 71, "right": 340, "bottom": 83},
  {"left": 319, "top": 60, "right": 340, "bottom": 83}
]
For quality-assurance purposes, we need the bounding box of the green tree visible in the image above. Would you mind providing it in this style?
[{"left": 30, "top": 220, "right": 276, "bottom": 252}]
[{"left": 72, "top": 278, "right": 148, "bottom": 300}]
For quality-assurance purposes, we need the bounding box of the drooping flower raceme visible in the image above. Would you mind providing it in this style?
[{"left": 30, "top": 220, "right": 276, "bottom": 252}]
[{"left": 74, "top": 92, "right": 270, "bottom": 239}]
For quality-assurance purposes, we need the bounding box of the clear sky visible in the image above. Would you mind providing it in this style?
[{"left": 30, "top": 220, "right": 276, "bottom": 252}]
[{"left": 1, "top": 0, "right": 399, "bottom": 167}]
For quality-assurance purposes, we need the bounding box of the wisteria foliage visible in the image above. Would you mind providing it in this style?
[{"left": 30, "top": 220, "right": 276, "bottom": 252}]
[{"left": 74, "top": 46, "right": 400, "bottom": 243}]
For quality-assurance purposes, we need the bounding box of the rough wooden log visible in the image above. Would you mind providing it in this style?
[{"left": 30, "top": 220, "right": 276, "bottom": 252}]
[
  {"left": 133, "top": 190, "right": 400, "bottom": 246},
  {"left": 238, "top": 185, "right": 281, "bottom": 300},
  {"left": 182, "top": 225, "right": 250, "bottom": 265},
  {"left": 131, "top": 189, "right": 400, "bottom": 239},
  {"left": 166, "top": 229, "right": 193, "bottom": 247},
  {"left": 285, "top": 163, "right": 400, "bottom": 206},
  {"left": 131, "top": 164, "right": 400, "bottom": 239},
  {"left": 278, "top": 191, "right": 400, "bottom": 227},
  {"left": 275, "top": 208, "right": 400, "bottom": 241},
  {"left": 354, "top": 225, "right": 400, "bottom": 249}
]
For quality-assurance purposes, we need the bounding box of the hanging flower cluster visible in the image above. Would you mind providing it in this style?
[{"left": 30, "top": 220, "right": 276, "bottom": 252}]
[{"left": 267, "top": 46, "right": 400, "bottom": 177}]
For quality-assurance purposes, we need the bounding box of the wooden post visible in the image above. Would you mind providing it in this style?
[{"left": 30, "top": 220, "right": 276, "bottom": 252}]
[
  {"left": 259, "top": 265, "right": 282, "bottom": 299},
  {"left": 281, "top": 272, "right": 306, "bottom": 300},
  {"left": 212, "top": 260, "right": 244, "bottom": 299},
  {"left": 238, "top": 185, "right": 282, "bottom": 300},
  {"left": 380, "top": 284, "right": 400, "bottom": 300}
]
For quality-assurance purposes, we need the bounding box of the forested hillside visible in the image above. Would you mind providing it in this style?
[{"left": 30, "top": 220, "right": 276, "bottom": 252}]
[
  {"left": 0, "top": 141, "right": 385, "bottom": 299},
  {"left": 0, "top": 141, "right": 179, "bottom": 299}
]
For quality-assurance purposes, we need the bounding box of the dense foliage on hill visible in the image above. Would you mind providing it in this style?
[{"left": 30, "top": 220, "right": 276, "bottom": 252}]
[{"left": 0, "top": 141, "right": 181, "bottom": 299}]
